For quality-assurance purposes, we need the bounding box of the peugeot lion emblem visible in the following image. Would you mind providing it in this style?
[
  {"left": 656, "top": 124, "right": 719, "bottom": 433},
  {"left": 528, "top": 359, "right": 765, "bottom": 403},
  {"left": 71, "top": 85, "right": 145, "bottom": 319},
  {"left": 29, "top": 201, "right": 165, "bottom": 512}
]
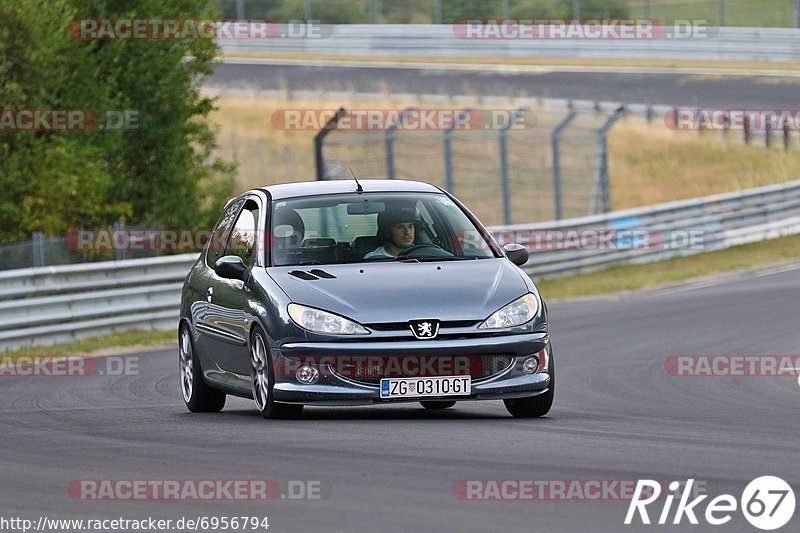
[{"left": 410, "top": 319, "right": 440, "bottom": 339}]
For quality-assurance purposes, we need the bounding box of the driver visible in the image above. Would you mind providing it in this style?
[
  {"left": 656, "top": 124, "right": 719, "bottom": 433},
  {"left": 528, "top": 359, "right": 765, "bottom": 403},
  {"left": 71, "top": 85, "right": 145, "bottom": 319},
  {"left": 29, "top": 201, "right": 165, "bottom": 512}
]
[{"left": 364, "top": 205, "right": 421, "bottom": 259}]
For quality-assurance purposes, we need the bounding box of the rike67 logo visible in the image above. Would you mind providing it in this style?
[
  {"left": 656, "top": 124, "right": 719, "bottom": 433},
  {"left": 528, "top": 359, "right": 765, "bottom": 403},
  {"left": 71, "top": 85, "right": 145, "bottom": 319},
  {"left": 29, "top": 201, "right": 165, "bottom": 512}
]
[{"left": 625, "top": 477, "right": 795, "bottom": 530}]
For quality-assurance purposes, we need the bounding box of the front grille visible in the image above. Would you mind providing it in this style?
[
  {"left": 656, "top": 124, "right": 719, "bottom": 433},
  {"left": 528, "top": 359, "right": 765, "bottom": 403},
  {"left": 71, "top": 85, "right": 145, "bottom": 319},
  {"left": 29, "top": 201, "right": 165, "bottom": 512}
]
[
  {"left": 328, "top": 354, "right": 515, "bottom": 386},
  {"left": 365, "top": 320, "right": 479, "bottom": 331}
]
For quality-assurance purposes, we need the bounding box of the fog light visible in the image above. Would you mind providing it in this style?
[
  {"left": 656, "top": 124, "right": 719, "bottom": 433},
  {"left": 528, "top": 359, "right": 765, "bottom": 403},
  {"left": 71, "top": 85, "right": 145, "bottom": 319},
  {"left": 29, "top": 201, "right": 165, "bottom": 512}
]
[
  {"left": 296, "top": 365, "right": 319, "bottom": 384},
  {"left": 522, "top": 357, "right": 540, "bottom": 374}
]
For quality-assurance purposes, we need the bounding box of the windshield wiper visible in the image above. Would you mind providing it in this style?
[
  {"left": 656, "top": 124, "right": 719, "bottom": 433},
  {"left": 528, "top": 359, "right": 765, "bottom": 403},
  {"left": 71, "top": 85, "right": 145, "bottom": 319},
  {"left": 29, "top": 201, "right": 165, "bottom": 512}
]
[{"left": 395, "top": 255, "right": 480, "bottom": 262}]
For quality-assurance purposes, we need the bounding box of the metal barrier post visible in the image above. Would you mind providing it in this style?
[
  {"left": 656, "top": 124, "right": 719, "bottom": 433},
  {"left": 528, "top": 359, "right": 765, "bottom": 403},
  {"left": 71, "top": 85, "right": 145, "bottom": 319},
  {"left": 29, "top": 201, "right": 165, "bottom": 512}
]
[
  {"left": 551, "top": 111, "right": 577, "bottom": 221},
  {"left": 499, "top": 109, "right": 527, "bottom": 225},
  {"left": 314, "top": 107, "right": 347, "bottom": 180}
]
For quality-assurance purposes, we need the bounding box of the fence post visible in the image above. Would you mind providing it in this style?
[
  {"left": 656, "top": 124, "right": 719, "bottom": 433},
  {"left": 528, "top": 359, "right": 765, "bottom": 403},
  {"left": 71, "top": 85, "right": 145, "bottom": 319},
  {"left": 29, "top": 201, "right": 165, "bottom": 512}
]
[
  {"left": 596, "top": 107, "right": 627, "bottom": 214},
  {"left": 765, "top": 120, "right": 772, "bottom": 148},
  {"left": 314, "top": 107, "right": 347, "bottom": 180},
  {"left": 551, "top": 111, "right": 577, "bottom": 221},
  {"left": 498, "top": 109, "right": 527, "bottom": 225},
  {"left": 385, "top": 107, "right": 417, "bottom": 180},
  {"left": 743, "top": 114, "right": 751, "bottom": 145},
  {"left": 32, "top": 231, "right": 45, "bottom": 267},
  {"left": 442, "top": 108, "right": 474, "bottom": 193},
  {"left": 444, "top": 129, "right": 454, "bottom": 192},
  {"left": 784, "top": 121, "right": 791, "bottom": 151},
  {"left": 385, "top": 132, "right": 396, "bottom": 180},
  {"left": 113, "top": 221, "right": 125, "bottom": 261},
  {"left": 795, "top": 0, "right": 800, "bottom": 28}
]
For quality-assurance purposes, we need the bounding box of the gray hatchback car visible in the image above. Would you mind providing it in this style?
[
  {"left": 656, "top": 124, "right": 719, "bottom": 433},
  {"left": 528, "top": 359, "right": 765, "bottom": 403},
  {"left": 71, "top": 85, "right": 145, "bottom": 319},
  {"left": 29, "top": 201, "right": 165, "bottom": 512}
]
[{"left": 179, "top": 179, "right": 553, "bottom": 418}]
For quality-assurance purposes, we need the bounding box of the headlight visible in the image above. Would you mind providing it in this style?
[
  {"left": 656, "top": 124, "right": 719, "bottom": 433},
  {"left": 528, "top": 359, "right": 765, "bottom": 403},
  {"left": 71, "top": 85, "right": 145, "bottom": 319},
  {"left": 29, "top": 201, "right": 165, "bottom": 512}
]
[
  {"left": 288, "top": 303, "right": 369, "bottom": 335},
  {"left": 479, "top": 293, "right": 538, "bottom": 329}
]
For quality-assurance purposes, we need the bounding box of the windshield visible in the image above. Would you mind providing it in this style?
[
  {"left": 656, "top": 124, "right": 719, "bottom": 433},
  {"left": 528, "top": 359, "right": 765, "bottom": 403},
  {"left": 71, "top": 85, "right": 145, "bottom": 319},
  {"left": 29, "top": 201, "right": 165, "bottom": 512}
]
[{"left": 270, "top": 192, "right": 498, "bottom": 267}]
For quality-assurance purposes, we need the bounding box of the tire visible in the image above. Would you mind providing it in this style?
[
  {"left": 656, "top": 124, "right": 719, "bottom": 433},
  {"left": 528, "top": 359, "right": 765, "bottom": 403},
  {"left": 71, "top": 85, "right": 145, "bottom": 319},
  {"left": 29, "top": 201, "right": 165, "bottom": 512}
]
[
  {"left": 504, "top": 351, "right": 555, "bottom": 418},
  {"left": 420, "top": 401, "right": 456, "bottom": 410},
  {"left": 250, "top": 327, "right": 303, "bottom": 419},
  {"left": 179, "top": 324, "right": 226, "bottom": 413}
]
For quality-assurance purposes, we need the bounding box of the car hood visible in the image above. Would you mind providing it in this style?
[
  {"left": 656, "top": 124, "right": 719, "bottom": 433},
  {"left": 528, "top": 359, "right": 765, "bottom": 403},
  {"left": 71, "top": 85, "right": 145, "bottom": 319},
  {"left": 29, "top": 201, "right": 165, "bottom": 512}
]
[{"left": 267, "top": 259, "right": 529, "bottom": 324}]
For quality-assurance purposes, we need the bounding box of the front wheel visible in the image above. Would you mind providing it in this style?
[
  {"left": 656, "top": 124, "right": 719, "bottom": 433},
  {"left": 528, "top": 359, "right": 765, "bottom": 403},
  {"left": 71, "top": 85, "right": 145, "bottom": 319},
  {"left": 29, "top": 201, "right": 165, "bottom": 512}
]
[
  {"left": 504, "top": 353, "right": 555, "bottom": 418},
  {"left": 250, "top": 327, "right": 303, "bottom": 419},
  {"left": 179, "top": 325, "right": 226, "bottom": 413}
]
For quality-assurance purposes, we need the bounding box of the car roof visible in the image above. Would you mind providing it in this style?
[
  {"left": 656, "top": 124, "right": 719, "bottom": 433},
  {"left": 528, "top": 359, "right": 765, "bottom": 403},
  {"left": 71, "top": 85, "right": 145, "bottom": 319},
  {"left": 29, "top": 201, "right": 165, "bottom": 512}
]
[{"left": 256, "top": 179, "right": 442, "bottom": 200}]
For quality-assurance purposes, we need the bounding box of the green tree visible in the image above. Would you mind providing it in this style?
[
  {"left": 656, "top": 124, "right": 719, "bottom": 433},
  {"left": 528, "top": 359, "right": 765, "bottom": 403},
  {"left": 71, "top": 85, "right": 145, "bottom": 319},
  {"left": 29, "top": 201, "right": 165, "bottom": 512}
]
[
  {"left": 269, "top": 0, "right": 369, "bottom": 23},
  {"left": 440, "top": 0, "right": 505, "bottom": 22},
  {"left": 0, "top": 0, "right": 234, "bottom": 242},
  {"left": 557, "top": 0, "right": 629, "bottom": 18}
]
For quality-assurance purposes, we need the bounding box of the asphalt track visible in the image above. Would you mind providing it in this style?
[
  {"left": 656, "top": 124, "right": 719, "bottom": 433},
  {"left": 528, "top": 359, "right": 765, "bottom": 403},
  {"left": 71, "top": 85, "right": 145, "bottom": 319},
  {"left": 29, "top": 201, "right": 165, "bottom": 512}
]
[
  {"left": 2, "top": 265, "right": 798, "bottom": 532},
  {"left": 209, "top": 61, "right": 800, "bottom": 108}
]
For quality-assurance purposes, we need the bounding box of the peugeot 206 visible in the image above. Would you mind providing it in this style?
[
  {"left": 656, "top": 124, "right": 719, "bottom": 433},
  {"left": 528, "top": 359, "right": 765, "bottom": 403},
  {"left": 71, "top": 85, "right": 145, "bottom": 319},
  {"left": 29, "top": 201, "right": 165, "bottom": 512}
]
[{"left": 179, "top": 179, "right": 553, "bottom": 418}]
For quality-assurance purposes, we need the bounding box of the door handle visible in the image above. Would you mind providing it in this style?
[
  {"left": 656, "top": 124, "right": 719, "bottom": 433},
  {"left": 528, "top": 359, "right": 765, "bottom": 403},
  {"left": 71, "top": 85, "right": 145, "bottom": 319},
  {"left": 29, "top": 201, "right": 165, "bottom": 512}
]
[{"left": 207, "top": 287, "right": 213, "bottom": 303}]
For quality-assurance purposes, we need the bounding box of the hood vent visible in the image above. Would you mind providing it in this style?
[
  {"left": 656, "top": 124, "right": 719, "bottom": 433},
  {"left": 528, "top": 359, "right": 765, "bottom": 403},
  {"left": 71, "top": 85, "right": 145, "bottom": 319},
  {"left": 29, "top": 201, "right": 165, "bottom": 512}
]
[
  {"left": 289, "top": 269, "right": 337, "bottom": 280},
  {"left": 289, "top": 270, "right": 319, "bottom": 280}
]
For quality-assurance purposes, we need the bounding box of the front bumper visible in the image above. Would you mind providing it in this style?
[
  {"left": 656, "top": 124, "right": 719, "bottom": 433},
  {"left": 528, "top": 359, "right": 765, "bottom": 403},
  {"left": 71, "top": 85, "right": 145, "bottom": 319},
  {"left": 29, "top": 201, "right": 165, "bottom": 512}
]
[{"left": 270, "top": 332, "right": 551, "bottom": 405}]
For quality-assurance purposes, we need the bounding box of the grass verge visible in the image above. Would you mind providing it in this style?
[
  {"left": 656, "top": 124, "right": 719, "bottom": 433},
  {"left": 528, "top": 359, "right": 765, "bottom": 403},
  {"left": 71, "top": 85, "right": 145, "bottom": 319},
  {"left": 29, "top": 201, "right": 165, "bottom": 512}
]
[
  {"left": 3, "top": 329, "right": 176, "bottom": 359},
  {"left": 536, "top": 233, "right": 800, "bottom": 300}
]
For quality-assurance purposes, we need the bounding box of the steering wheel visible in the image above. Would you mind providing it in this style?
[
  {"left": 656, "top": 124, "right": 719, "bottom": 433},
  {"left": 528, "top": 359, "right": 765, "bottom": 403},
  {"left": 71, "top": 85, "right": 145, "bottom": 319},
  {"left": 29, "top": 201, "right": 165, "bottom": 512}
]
[{"left": 397, "top": 243, "right": 453, "bottom": 258}]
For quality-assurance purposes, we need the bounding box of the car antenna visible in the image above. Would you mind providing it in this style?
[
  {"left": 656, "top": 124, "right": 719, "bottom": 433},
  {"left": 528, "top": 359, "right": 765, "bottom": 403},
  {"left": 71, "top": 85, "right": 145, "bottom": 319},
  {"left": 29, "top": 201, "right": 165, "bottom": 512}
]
[{"left": 350, "top": 167, "right": 363, "bottom": 193}]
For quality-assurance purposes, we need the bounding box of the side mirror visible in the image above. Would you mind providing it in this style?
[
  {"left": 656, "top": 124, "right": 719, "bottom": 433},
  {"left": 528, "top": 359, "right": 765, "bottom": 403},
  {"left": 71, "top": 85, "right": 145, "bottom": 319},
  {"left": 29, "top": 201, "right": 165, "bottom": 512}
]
[
  {"left": 214, "top": 255, "right": 247, "bottom": 280},
  {"left": 503, "top": 244, "right": 529, "bottom": 267}
]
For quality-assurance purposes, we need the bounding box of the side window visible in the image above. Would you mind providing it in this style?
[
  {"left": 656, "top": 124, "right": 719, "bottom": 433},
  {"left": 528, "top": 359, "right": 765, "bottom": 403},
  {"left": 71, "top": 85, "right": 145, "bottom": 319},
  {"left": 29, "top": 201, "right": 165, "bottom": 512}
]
[
  {"left": 224, "top": 200, "right": 260, "bottom": 266},
  {"left": 207, "top": 198, "right": 244, "bottom": 267}
]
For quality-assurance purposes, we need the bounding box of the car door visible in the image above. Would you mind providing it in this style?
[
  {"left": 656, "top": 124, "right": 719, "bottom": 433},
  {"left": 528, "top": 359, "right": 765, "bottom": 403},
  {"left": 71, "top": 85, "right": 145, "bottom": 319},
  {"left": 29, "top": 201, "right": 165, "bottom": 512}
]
[
  {"left": 203, "top": 196, "right": 262, "bottom": 376},
  {"left": 194, "top": 197, "right": 244, "bottom": 373}
]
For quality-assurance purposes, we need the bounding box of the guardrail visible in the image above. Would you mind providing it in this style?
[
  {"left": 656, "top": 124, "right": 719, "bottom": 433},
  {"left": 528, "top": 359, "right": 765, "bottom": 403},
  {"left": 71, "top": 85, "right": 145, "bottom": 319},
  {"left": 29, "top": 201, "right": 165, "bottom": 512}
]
[
  {"left": 493, "top": 179, "right": 800, "bottom": 278},
  {"left": 0, "top": 254, "right": 198, "bottom": 350},
  {"left": 219, "top": 25, "right": 800, "bottom": 63},
  {"left": 2, "top": 179, "right": 800, "bottom": 350}
]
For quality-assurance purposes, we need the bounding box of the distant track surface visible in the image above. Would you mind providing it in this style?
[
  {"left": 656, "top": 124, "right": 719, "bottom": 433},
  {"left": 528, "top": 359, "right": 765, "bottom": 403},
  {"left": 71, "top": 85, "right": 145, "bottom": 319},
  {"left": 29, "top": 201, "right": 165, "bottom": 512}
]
[
  {"left": 208, "top": 60, "right": 800, "bottom": 108},
  {"left": 2, "top": 267, "right": 799, "bottom": 532}
]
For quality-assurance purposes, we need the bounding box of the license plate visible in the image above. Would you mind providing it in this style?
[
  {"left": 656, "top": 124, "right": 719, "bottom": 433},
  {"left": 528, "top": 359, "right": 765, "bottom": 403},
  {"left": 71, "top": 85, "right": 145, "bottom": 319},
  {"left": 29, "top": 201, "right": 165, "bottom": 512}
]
[{"left": 380, "top": 376, "right": 471, "bottom": 399}]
